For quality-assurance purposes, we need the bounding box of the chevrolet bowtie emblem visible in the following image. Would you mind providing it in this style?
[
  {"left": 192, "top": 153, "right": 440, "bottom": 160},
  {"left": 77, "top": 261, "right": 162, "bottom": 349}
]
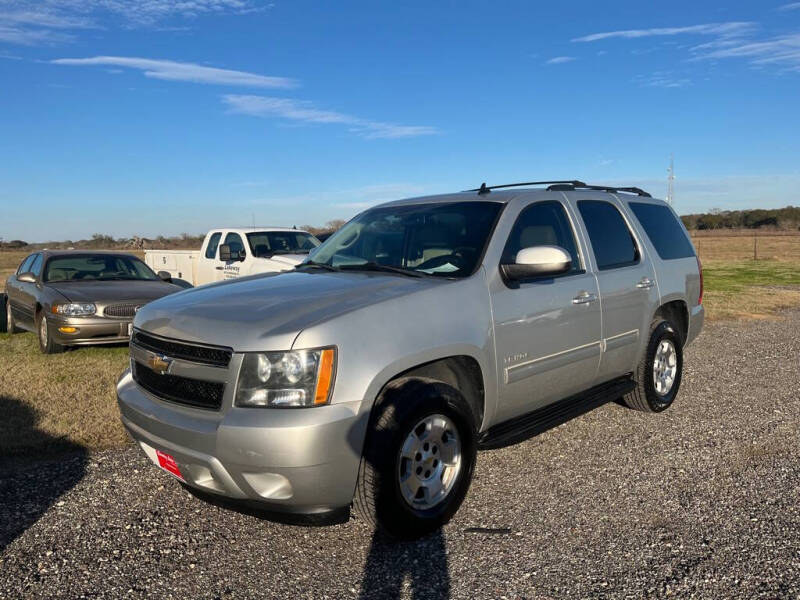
[{"left": 147, "top": 353, "right": 173, "bottom": 375}]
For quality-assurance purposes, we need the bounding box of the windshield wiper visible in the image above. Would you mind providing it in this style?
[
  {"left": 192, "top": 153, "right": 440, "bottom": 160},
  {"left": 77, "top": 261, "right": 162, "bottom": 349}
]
[
  {"left": 338, "top": 262, "right": 426, "bottom": 278},
  {"left": 295, "top": 261, "right": 341, "bottom": 272}
]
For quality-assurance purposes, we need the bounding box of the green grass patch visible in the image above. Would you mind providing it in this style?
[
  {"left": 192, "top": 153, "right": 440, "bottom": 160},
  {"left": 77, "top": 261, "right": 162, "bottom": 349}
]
[{"left": 703, "top": 260, "right": 800, "bottom": 293}]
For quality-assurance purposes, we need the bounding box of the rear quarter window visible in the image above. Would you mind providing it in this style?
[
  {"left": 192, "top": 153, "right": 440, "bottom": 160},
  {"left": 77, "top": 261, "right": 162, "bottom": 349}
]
[{"left": 629, "top": 202, "right": 696, "bottom": 260}]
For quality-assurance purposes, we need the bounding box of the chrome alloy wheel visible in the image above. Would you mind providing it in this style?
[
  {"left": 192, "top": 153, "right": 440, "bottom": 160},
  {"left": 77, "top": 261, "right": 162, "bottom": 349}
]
[
  {"left": 39, "top": 315, "right": 48, "bottom": 346},
  {"left": 6, "top": 302, "right": 12, "bottom": 330},
  {"left": 653, "top": 339, "right": 677, "bottom": 395},
  {"left": 398, "top": 414, "right": 462, "bottom": 510}
]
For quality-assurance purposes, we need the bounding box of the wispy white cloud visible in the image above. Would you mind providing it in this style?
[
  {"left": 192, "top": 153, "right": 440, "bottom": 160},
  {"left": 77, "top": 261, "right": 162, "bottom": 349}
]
[
  {"left": 634, "top": 72, "right": 691, "bottom": 88},
  {"left": 778, "top": 2, "right": 800, "bottom": 10},
  {"left": 222, "top": 95, "right": 439, "bottom": 139},
  {"left": 0, "top": 25, "right": 71, "bottom": 45},
  {"left": 52, "top": 56, "right": 295, "bottom": 88},
  {"left": 693, "top": 33, "right": 800, "bottom": 70},
  {"left": 574, "top": 20, "right": 800, "bottom": 75},
  {"left": 0, "top": 1, "right": 263, "bottom": 45},
  {"left": 546, "top": 56, "right": 576, "bottom": 64},
  {"left": 572, "top": 22, "right": 756, "bottom": 43}
]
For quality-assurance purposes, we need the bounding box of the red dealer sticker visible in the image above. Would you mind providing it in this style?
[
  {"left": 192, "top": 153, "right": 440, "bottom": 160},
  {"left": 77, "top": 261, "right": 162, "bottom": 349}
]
[{"left": 155, "top": 449, "right": 185, "bottom": 481}]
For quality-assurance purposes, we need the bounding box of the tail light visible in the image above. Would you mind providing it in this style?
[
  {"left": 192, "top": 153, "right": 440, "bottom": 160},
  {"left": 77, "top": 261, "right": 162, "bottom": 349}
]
[{"left": 696, "top": 256, "right": 703, "bottom": 305}]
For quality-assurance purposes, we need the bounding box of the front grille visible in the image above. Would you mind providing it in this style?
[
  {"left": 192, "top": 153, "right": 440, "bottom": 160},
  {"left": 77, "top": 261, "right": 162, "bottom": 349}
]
[
  {"left": 132, "top": 361, "right": 224, "bottom": 410},
  {"left": 104, "top": 304, "right": 141, "bottom": 318},
  {"left": 132, "top": 330, "right": 232, "bottom": 368}
]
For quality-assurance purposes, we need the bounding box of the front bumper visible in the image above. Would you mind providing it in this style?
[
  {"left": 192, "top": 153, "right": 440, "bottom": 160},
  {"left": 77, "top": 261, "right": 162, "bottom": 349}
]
[
  {"left": 116, "top": 370, "right": 366, "bottom": 514},
  {"left": 49, "top": 315, "right": 132, "bottom": 346}
]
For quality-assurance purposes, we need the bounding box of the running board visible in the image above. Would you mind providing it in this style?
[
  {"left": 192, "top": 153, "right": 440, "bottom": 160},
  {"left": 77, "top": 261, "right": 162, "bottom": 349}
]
[{"left": 478, "top": 376, "right": 635, "bottom": 450}]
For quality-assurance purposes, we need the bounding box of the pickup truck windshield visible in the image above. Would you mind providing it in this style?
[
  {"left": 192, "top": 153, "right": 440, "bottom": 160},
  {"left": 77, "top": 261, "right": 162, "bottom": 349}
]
[
  {"left": 44, "top": 255, "right": 158, "bottom": 282},
  {"left": 247, "top": 231, "right": 320, "bottom": 257},
  {"left": 304, "top": 201, "right": 503, "bottom": 277}
]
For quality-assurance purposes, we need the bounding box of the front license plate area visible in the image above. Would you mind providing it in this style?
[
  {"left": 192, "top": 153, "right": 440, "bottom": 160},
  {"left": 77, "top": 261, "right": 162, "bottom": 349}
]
[
  {"left": 155, "top": 449, "right": 185, "bottom": 481},
  {"left": 127, "top": 323, "right": 133, "bottom": 337}
]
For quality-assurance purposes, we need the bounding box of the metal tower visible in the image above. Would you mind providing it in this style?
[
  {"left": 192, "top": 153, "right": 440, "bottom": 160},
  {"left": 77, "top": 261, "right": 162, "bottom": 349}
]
[{"left": 666, "top": 154, "right": 675, "bottom": 205}]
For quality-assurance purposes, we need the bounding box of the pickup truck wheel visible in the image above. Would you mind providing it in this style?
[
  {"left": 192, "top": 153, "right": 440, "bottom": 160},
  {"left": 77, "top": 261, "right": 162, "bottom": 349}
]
[
  {"left": 354, "top": 378, "right": 477, "bottom": 539},
  {"left": 37, "top": 313, "right": 64, "bottom": 354},
  {"left": 622, "top": 319, "right": 683, "bottom": 413}
]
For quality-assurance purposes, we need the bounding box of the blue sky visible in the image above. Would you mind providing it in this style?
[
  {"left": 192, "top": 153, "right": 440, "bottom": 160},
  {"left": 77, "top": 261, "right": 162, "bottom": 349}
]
[{"left": 1, "top": 0, "right": 799, "bottom": 242}]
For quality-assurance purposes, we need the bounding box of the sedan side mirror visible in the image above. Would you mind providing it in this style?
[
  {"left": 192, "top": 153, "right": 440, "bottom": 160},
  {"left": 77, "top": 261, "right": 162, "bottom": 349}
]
[
  {"left": 157, "top": 270, "right": 173, "bottom": 283},
  {"left": 17, "top": 272, "right": 36, "bottom": 283},
  {"left": 501, "top": 246, "right": 572, "bottom": 281}
]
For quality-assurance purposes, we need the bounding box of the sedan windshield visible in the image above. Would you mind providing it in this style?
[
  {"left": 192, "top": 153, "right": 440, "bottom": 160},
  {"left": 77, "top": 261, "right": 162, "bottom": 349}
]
[
  {"left": 247, "top": 231, "right": 321, "bottom": 257},
  {"left": 43, "top": 255, "right": 159, "bottom": 282},
  {"left": 303, "top": 201, "right": 503, "bottom": 278}
]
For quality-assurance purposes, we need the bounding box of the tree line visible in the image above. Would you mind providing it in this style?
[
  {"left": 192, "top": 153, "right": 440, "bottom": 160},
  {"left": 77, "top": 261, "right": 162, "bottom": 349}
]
[
  {"left": 1, "top": 221, "right": 348, "bottom": 251},
  {"left": 680, "top": 206, "right": 800, "bottom": 231}
]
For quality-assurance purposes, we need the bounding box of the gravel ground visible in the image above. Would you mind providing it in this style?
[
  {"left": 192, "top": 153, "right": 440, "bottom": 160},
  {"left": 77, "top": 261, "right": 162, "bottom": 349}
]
[{"left": 1, "top": 313, "right": 799, "bottom": 599}]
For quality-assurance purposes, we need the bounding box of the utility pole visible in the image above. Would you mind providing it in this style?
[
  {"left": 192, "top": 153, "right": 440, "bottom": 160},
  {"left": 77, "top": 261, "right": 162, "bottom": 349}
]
[{"left": 666, "top": 153, "right": 675, "bottom": 205}]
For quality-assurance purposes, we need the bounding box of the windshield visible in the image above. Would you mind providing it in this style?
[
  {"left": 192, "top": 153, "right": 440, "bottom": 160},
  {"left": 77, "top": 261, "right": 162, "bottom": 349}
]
[
  {"left": 43, "top": 255, "right": 158, "bottom": 282},
  {"left": 304, "top": 201, "right": 503, "bottom": 278},
  {"left": 246, "top": 231, "right": 321, "bottom": 257}
]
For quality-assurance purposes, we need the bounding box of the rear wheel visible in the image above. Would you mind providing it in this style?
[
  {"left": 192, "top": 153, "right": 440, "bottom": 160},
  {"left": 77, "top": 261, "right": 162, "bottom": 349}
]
[
  {"left": 621, "top": 318, "right": 683, "bottom": 412},
  {"left": 354, "top": 378, "right": 477, "bottom": 539},
  {"left": 37, "top": 313, "right": 64, "bottom": 354}
]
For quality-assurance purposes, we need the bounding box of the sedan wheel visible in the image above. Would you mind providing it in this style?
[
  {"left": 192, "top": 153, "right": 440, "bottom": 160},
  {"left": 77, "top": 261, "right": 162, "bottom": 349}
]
[
  {"left": 4, "top": 297, "right": 20, "bottom": 334},
  {"left": 37, "top": 313, "right": 64, "bottom": 354}
]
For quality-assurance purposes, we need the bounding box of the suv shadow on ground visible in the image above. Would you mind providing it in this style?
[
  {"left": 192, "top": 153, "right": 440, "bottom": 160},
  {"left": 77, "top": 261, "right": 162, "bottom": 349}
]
[{"left": 0, "top": 395, "right": 88, "bottom": 551}]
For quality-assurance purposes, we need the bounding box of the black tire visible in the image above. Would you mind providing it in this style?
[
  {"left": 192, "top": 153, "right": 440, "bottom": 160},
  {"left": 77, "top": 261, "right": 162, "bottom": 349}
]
[
  {"left": 621, "top": 318, "right": 683, "bottom": 412},
  {"left": 37, "top": 312, "right": 65, "bottom": 354},
  {"left": 2, "top": 295, "right": 20, "bottom": 334},
  {"left": 353, "top": 377, "right": 477, "bottom": 540}
]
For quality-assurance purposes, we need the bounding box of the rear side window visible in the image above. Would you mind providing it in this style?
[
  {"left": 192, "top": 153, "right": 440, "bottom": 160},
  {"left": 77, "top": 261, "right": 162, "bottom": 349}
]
[
  {"left": 502, "top": 201, "right": 581, "bottom": 274},
  {"left": 29, "top": 254, "right": 43, "bottom": 277},
  {"left": 17, "top": 255, "right": 35, "bottom": 275},
  {"left": 578, "top": 200, "right": 639, "bottom": 270},
  {"left": 629, "top": 202, "right": 695, "bottom": 260},
  {"left": 205, "top": 232, "right": 222, "bottom": 259}
]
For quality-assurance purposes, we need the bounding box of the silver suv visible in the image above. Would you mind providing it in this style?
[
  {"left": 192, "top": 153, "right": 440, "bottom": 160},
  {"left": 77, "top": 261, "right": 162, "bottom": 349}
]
[{"left": 117, "top": 180, "right": 703, "bottom": 539}]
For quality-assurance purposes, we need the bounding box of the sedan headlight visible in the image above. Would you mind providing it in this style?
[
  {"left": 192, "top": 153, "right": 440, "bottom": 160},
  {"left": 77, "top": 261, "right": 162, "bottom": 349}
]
[
  {"left": 235, "top": 348, "right": 336, "bottom": 408},
  {"left": 51, "top": 303, "right": 96, "bottom": 317}
]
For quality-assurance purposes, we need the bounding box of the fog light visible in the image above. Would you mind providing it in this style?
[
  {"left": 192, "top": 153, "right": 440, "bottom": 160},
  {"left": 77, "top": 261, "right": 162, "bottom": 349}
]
[{"left": 58, "top": 326, "right": 78, "bottom": 334}]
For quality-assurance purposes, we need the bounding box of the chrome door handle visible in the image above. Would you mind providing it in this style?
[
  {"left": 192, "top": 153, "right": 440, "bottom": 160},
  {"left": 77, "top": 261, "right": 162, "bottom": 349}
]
[
  {"left": 572, "top": 291, "right": 598, "bottom": 305},
  {"left": 636, "top": 277, "right": 655, "bottom": 290}
]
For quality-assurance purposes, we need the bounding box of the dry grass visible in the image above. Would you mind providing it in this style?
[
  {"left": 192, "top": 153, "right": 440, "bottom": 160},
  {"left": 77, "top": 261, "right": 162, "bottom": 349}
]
[
  {"left": 691, "top": 232, "right": 800, "bottom": 262},
  {"left": 691, "top": 234, "right": 800, "bottom": 320},
  {"left": 1, "top": 236, "right": 800, "bottom": 458},
  {"left": 0, "top": 333, "right": 130, "bottom": 458}
]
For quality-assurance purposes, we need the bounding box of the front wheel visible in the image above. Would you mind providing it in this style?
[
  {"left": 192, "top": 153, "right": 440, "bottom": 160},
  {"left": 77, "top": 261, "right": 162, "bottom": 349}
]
[
  {"left": 353, "top": 378, "right": 477, "bottom": 539},
  {"left": 37, "top": 313, "right": 64, "bottom": 354},
  {"left": 621, "top": 318, "right": 683, "bottom": 412},
  {"left": 2, "top": 296, "right": 20, "bottom": 334}
]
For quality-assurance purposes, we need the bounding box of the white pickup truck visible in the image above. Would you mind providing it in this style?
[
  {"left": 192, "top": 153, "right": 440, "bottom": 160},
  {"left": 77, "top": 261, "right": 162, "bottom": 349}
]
[{"left": 145, "top": 227, "right": 321, "bottom": 287}]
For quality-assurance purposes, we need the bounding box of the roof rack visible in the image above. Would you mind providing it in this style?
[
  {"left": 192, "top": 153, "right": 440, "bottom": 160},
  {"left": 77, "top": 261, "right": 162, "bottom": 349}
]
[
  {"left": 466, "top": 180, "right": 587, "bottom": 195},
  {"left": 467, "top": 180, "right": 651, "bottom": 198}
]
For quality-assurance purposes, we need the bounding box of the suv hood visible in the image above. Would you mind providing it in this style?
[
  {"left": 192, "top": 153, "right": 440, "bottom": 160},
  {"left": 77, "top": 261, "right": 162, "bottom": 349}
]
[
  {"left": 134, "top": 271, "right": 442, "bottom": 350},
  {"left": 48, "top": 280, "right": 181, "bottom": 304}
]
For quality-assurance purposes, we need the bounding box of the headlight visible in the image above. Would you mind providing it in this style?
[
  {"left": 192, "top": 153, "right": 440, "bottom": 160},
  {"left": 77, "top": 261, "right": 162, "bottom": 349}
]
[
  {"left": 235, "top": 348, "right": 336, "bottom": 408},
  {"left": 51, "top": 303, "right": 96, "bottom": 317}
]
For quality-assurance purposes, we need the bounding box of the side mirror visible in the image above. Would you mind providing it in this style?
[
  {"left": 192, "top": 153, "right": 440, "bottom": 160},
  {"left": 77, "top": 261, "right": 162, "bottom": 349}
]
[
  {"left": 219, "top": 244, "right": 244, "bottom": 262},
  {"left": 17, "top": 272, "right": 36, "bottom": 283},
  {"left": 501, "top": 246, "right": 572, "bottom": 281},
  {"left": 157, "top": 270, "right": 172, "bottom": 283}
]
